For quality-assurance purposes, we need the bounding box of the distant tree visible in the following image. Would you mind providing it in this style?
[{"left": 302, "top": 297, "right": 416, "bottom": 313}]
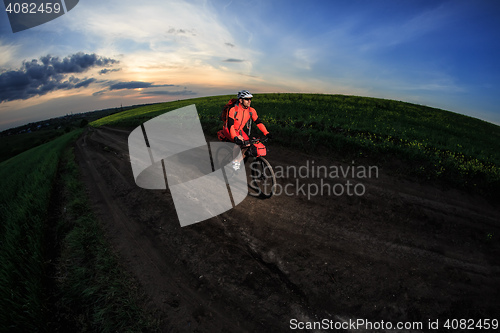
[{"left": 80, "top": 119, "right": 89, "bottom": 128}]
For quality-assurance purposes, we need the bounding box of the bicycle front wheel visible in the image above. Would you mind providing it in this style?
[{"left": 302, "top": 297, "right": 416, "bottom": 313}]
[{"left": 247, "top": 156, "right": 276, "bottom": 198}]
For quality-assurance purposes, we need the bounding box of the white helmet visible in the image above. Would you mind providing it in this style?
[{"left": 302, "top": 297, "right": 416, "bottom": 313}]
[{"left": 237, "top": 90, "right": 253, "bottom": 99}]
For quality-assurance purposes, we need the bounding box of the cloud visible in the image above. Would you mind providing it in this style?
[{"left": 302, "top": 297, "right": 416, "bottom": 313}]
[
  {"left": 108, "top": 81, "right": 175, "bottom": 91},
  {"left": 40, "top": 52, "right": 118, "bottom": 73},
  {"left": 140, "top": 90, "right": 197, "bottom": 96},
  {"left": 62, "top": 0, "right": 254, "bottom": 73},
  {"left": 293, "top": 49, "right": 316, "bottom": 70},
  {"left": 166, "top": 27, "right": 196, "bottom": 36},
  {"left": 223, "top": 58, "right": 245, "bottom": 63},
  {"left": 0, "top": 42, "right": 18, "bottom": 67},
  {"left": 99, "top": 68, "right": 121, "bottom": 75},
  {"left": 238, "top": 72, "right": 259, "bottom": 78},
  {"left": 74, "top": 77, "right": 97, "bottom": 88},
  {"left": 92, "top": 89, "right": 107, "bottom": 96},
  {"left": 357, "top": 3, "right": 457, "bottom": 52},
  {"left": 92, "top": 80, "right": 187, "bottom": 97},
  {"left": 0, "top": 52, "right": 118, "bottom": 102}
]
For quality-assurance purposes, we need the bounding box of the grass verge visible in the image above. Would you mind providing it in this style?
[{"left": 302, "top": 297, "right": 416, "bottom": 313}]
[
  {"left": 0, "top": 130, "right": 82, "bottom": 331},
  {"left": 0, "top": 130, "right": 156, "bottom": 332},
  {"left": 49, "top": 145, "right": 156, "bottom": 332}
]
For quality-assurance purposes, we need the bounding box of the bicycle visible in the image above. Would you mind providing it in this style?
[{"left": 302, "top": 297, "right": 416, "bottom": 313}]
[{"left": 214, "top": 137, "right": 276, "bottom": 199}]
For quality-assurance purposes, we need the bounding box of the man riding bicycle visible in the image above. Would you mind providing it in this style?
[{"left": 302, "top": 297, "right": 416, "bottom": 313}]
[{"left": 221, "top": 90, "right": 273, "bottom": 170}]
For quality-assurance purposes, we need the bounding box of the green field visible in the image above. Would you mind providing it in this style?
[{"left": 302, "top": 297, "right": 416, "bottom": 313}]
[
  {"left": 0, "top": 129, "right": 67, "bottom": 163},
  {"left": 1, "top": 93, "right": 499, "bottom": 331},
  {"left": 0, "top": 130, "right": 81, "bottom": 330},
  {"left": 92, "top": 93, "right": 500, "bottom": 198},
  {"left": 0, "top": 130, "right": 153, "bottom": 332}
]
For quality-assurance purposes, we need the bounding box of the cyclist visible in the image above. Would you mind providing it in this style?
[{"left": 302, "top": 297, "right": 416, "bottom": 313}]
[{"left": 222, "top": 90, "right": 273, "bottom": 170}]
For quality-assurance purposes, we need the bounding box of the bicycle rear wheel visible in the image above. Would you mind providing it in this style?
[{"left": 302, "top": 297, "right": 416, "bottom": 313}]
[{"left": 246, "top": 156, "right": 276, "bottom": 198}]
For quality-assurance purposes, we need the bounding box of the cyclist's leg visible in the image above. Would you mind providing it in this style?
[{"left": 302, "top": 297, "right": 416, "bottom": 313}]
[
  {"left": 239, "top": 131, "right": 250, "bottom": 161},
  {"left": 232, "top": 131, "right": 249, "bottom": 162},
  {"left": 230, "top": 131, "right": 249, "bottom": 170}
]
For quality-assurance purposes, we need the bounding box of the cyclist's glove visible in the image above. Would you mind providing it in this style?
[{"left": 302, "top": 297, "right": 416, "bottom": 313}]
[{"left": 234, "top": 137, "right": 244, "bottom": 145}]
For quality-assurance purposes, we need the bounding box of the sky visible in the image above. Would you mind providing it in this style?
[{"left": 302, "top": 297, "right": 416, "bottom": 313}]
[{"left": 1, "top": 0, "right": 500, "bottom": 131}]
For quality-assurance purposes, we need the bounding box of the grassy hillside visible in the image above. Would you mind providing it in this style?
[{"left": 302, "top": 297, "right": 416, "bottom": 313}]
[
  {"left": 0, "top": 129, "right": 67, "bottom": 163},
  {"left": 91, "top": 93, "right": 500, "bottom": 198},
  {"left": 0, "top": 130, "right": 81, "bottom": 330},
  {"left": 1, "top": 92, "right": 498, "bottom": 330},
  {"left": 0, "top": 130, "right": 153, "bottom": 332}
]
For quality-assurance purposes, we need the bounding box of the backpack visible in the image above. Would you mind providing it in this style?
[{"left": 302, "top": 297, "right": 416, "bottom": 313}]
[
  {"left": 220, "top": 98, "right": 239, "bottom": 126},
  {"left": 217, "top": 98, "right": 238, "bottom": 142}
]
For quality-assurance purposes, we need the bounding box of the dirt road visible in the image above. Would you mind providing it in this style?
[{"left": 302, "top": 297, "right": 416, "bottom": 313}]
[{"left": 74, "top": 126, "right": 499, "bottom": 332}]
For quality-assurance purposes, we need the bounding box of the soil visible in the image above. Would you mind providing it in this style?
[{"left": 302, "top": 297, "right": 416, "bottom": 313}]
[{"left": 74, "top": 126, "right": 500, "bottom": 332}]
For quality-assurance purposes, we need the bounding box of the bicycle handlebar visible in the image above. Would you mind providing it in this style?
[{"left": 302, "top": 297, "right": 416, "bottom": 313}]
[{"left": 243, "top": 136, "right": 269, "bottom": 146}]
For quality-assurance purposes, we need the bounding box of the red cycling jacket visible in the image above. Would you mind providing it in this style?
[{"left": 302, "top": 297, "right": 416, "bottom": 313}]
[{"left": 224, "top": 103, "right": 269, "bottom": 141}]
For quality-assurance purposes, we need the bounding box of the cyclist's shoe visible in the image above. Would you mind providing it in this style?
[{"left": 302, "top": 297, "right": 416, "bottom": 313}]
[{"left": 232, "top": 160, "right": 241, "bottom": 171}]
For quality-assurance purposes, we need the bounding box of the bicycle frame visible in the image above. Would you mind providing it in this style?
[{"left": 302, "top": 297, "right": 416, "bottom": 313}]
[
  {"left": 241, "top": 137, "right": 276, "bottom": 198},
  {"left": 217, "top": 136, "right": 275, "bottom": 198}
]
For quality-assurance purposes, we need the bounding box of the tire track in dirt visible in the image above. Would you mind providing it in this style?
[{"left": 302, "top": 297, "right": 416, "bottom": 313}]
[
  {"left": 75, "top": 126, "right": 500, "bottom": 332},
  {"left": 76, "top": 128, "right": 262, "bottom": 332}
]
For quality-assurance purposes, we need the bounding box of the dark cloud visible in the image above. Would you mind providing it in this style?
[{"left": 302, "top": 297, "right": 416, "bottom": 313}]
[
  {"left": 108, "top": 81, "right": 175, "bottom": 91},
  {"left": 0, "top": 52, "right": 119, "bottom": 103},
  {"left": 223, "top": 58, "right": 244, "bottom": 63},
  {"left": 99, "top": 68, "right": 121, "bottom": 75},
  {"left": 92, "top": 80, "right": 185, "bottom": 96},
  {"left": 92, "top": 89, "right": 107, "bottom": 96},
  {"left": 74, "top": 77, "right": 97, "bottom": 88},
  {"left": 40, "top": 53, "right": 117, "bottom": 73}
]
